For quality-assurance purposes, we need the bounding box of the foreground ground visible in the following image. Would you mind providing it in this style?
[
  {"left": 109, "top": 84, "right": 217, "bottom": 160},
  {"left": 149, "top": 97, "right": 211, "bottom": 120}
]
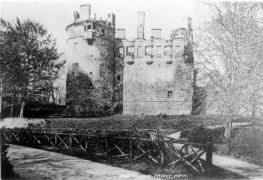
[
  {"left": 2, "top": 115, "right": 262, "bottom": 179},
  {"left": 8, "top": 144, "right": 249, "bottom": 180},
  {"left": 8, "top": 145, "right": 160, "bottom": 180}
]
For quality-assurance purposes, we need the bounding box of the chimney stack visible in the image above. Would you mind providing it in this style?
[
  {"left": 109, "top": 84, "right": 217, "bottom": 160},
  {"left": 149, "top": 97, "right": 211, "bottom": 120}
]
[
  {"left": 137, "top": 12, "right": 145, "bottom": 39},
  {"left": 116, "top": 29, "right": 125, "bottom": 39},
  {"left": 94, "top": 13, "right": 96, "bottom": 20},
  {"left": 80, "top": 4, "right": 91, "bottom": 20},
  {"left": 151, "top": 29, "right": 162, "bottom": 39},
  {"left": 74, "top": 11, "right": 79, "bottom": 22},
  {"left": 188, "top": 18, "right": 192, "bottom": 30}
]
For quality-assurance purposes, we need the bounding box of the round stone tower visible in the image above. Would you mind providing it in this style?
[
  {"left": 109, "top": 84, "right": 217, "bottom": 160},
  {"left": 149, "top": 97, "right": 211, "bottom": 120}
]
[{"left": 65, "top": 5, "right": 116, "bottom": 117}]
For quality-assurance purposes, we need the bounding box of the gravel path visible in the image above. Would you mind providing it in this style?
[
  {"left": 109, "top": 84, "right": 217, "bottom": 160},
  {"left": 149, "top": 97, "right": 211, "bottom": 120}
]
[{"left": 8, "top": 145, "right": 160, "bottom": 180}]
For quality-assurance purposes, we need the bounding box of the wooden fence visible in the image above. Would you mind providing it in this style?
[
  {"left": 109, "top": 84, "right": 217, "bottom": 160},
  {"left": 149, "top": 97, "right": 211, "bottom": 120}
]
[{"left": 1, "top": 128, "right": 213, "bottom": 173}]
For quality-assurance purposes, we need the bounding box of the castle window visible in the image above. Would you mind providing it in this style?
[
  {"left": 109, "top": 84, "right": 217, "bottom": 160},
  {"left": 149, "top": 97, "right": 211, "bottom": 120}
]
[
  {"left": 175, "top": 45, "right": 182, "bottom": 53},
  {"left": 164, "top": 45, "right": 171, "bottom": 55},
  {"left": 73, "top": 43, "right": 78, "bottom": 53},
  {"left": 145, "top": 45, "right": 153, "bottom": 56},
  {"left": 90, "top": 72, "right": 92, "bottom": 75},
  {"left": 84, "top": 26, "right": 86, "bottom": 31},
  {"left": 100, "top": 64, "right": 104, "bottom": 77},
  {"left": 74, "top": 70, "right": 79, "bottom": 76},
  {"left": 137, "top": 46, "right": 143, "bottom": 58},
  {"left": 114, "top": 90, "right": 119, "bottom": 101},
  {"left": 117, "top": 74, "right": 121, "bottom": 81},
  {"left": 127, "top": 46, "right": 134, "bottom": 56},
  {"left": 87, "top": 25, "right": 91, "bottom": 29},
  {"left": 168, "top": 91, "right": 173, "bottom": 98},
  {"left": 156, "top": 46, "right": 162, "bottom": 58},
  {"left": 118, "top": 47, "right": 124, "bottom": 58}
]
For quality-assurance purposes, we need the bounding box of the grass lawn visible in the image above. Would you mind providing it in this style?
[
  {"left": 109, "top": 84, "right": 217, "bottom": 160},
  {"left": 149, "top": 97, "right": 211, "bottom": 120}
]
[{"left": 44, "top": 114, "right": 251, "bottom": 130}]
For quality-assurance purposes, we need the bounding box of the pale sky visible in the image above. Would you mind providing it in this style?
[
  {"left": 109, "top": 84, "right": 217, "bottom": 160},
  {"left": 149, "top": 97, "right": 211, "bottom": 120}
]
[{"left": 0, "top": 0, "right": 198, "bottom": 54}]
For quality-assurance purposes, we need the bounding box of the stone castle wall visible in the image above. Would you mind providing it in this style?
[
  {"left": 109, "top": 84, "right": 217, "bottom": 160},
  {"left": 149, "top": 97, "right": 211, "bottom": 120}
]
[
  {"left": 116, "top": 31, "right": 194, "bottom": 115},
  {"left": 66, "top": 10, "right": 116, "bottom": 117},
  {"left": 65, "top": 5, "right": 194, "bottom": 116}
]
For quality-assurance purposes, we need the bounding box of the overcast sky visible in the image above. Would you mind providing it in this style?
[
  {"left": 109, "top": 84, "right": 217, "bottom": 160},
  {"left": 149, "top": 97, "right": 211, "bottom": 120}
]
[
  {"left": 1, "top": 0, "right": 261, "bottom": 54},
  {"left": 0, "top": 0, "right": 200, "bottom": 53}
]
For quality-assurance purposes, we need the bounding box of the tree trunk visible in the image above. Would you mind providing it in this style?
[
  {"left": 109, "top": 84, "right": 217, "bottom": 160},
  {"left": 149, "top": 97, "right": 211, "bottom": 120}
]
[
  {"left": 50, "top": 83, "right": 55, "bottom": 104},
  {"left": 10, "top": 94, "right": 15, "bottom": 117},
  {"left": 10, "top": 104, "right": 13, "bottom": 117},
  {"left": 19, "top": 101, "right": 25, "bottom": 118},
  {"left": 224, "top": 119, "right": 232, "bottom": 141},
  {"left": 0, "top": 82, "right": 2, "bottom": 119}
]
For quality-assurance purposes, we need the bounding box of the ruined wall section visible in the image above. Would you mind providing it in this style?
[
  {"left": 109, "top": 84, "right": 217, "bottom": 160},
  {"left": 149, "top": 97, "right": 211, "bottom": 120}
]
[
  {"left": 122, "top": 28, "right": 194, "bottom": 115},
  {"left": 113, "top": 38, "right": 125, "bottom": 112},
  {"left": 66, "top": 19, "right": 115, "bottom": 117}
]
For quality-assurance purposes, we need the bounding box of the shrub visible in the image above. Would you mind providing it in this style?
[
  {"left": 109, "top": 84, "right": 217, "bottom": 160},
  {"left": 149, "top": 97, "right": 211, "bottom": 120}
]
[
  {"left": 1, "top": 143, "right": 17, "bottom": 179},
  {"left": 180, "top": 125, "right": 225, "bottom": 143},
  {"left": 230, "top": 127, "right": 263, "bottom": 166},
  {"left": 176, "top": 119, "right": 196, "bottom": 130},
  {"left": 186, "top": 125, "right": 213, "bottom": 143}
]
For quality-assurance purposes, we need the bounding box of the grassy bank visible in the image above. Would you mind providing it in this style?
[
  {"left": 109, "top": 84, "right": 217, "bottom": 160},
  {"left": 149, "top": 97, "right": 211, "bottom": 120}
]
[{"left": 44, "top": 114, "right": 252, "bottom": 130}]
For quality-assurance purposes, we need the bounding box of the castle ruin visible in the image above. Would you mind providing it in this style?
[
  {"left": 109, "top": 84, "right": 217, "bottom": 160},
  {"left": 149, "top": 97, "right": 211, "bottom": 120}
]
[{"left": 65, "top": 4, "right": 195, "bottom": 117}]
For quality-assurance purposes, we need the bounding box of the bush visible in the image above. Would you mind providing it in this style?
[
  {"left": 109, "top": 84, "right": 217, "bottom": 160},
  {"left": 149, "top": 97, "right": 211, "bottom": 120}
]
[
  {"left": 1, "top": 143, "right": 17, "bottom": 179},
  {"left": 176, "top": 118, "right": 196, "bottom": 130},
  {"left": 230, "top": 127, "right": 263, "bottom": 166},
  {"left": 186, "top": 125, "right": 213, "bottom": 143},
  {"left": 180, "top": 125, "right": 225, "bottom": 143}
]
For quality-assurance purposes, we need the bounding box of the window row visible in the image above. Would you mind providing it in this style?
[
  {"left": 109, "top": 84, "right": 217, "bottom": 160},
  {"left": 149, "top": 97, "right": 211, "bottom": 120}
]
[
  {"left": 84, "top": 25, "right": 105, "bottom": 36},
  {"left": 117, "top": 45, "right": 178, "bottom": 58}
]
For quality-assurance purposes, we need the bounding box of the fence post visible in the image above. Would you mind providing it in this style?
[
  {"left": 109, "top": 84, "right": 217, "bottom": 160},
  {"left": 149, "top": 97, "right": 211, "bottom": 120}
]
[
  {"left": 185, "top": 143, "right": 189, "bottom": 155},
  {"left": 54, "top": 134, "right": 57, "bottom": 146},
  {"left": 206, "top": 142, "right": 213, "bottom": 165},
  {"left": 85, "top": 138, "right": 88, "bottom": 153},
  {"left": 69, "top": 135, "right": 72, "bottom": 149},
  {"left": 130, "top": 128, "right": 133, "bottom": 161},
  {"left": 157, "top": 129, "right": 160, "bottom": 140},
  {"left": 19, "top": 129, "right": 22, "bottom": 143},
  {"left": 105, "top": 135, "right": 109, "bottom": 159},
  {"left": 129, "top": 139, "right": 133, "bottom": 161},
  {"left": 160, "top": 142, "right": 165, "bottom": 167},
  {"left": 29, "top": 131, "right": 32, "bottom": 146}
]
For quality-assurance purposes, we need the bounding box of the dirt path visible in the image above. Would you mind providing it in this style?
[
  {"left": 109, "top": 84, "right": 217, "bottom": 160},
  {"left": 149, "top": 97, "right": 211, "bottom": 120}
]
[
  {"left": 167, "top": 132, "right": 263, "bottom": 179},
  {"left": 8, "top": 145, "right": 160, "bottom": 180}
]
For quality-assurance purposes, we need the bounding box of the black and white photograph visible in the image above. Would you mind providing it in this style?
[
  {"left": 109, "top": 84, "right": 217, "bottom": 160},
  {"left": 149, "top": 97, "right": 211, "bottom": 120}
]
[{"left": 0, "top": 0, "right": 263, "bottom": 179}]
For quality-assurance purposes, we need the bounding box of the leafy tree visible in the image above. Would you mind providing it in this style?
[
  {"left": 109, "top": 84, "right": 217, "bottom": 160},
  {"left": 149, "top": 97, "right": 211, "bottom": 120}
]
[
  {"left": 0, "top": 18, "right": 65, "bottom": 117},
  {"left": 195, "top": 1, "right": 263, "bottom": 140}
]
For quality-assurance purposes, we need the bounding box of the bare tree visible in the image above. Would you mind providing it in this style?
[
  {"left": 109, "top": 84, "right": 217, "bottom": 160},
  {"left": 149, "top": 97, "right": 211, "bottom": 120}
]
[{"left": 195, "top": 1, "right": 263, "bottom": 140}]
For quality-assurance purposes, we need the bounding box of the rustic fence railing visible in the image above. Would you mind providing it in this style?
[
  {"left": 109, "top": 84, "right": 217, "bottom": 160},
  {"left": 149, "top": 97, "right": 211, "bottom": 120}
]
[{"left": 1, "top": 128, "right": 213, "bottom": 173}]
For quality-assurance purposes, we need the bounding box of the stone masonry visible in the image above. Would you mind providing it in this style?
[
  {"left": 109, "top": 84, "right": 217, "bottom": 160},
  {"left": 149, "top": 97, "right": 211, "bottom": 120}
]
[{"left": 65, "top": 4, "right": 194, "bottom": 117}]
